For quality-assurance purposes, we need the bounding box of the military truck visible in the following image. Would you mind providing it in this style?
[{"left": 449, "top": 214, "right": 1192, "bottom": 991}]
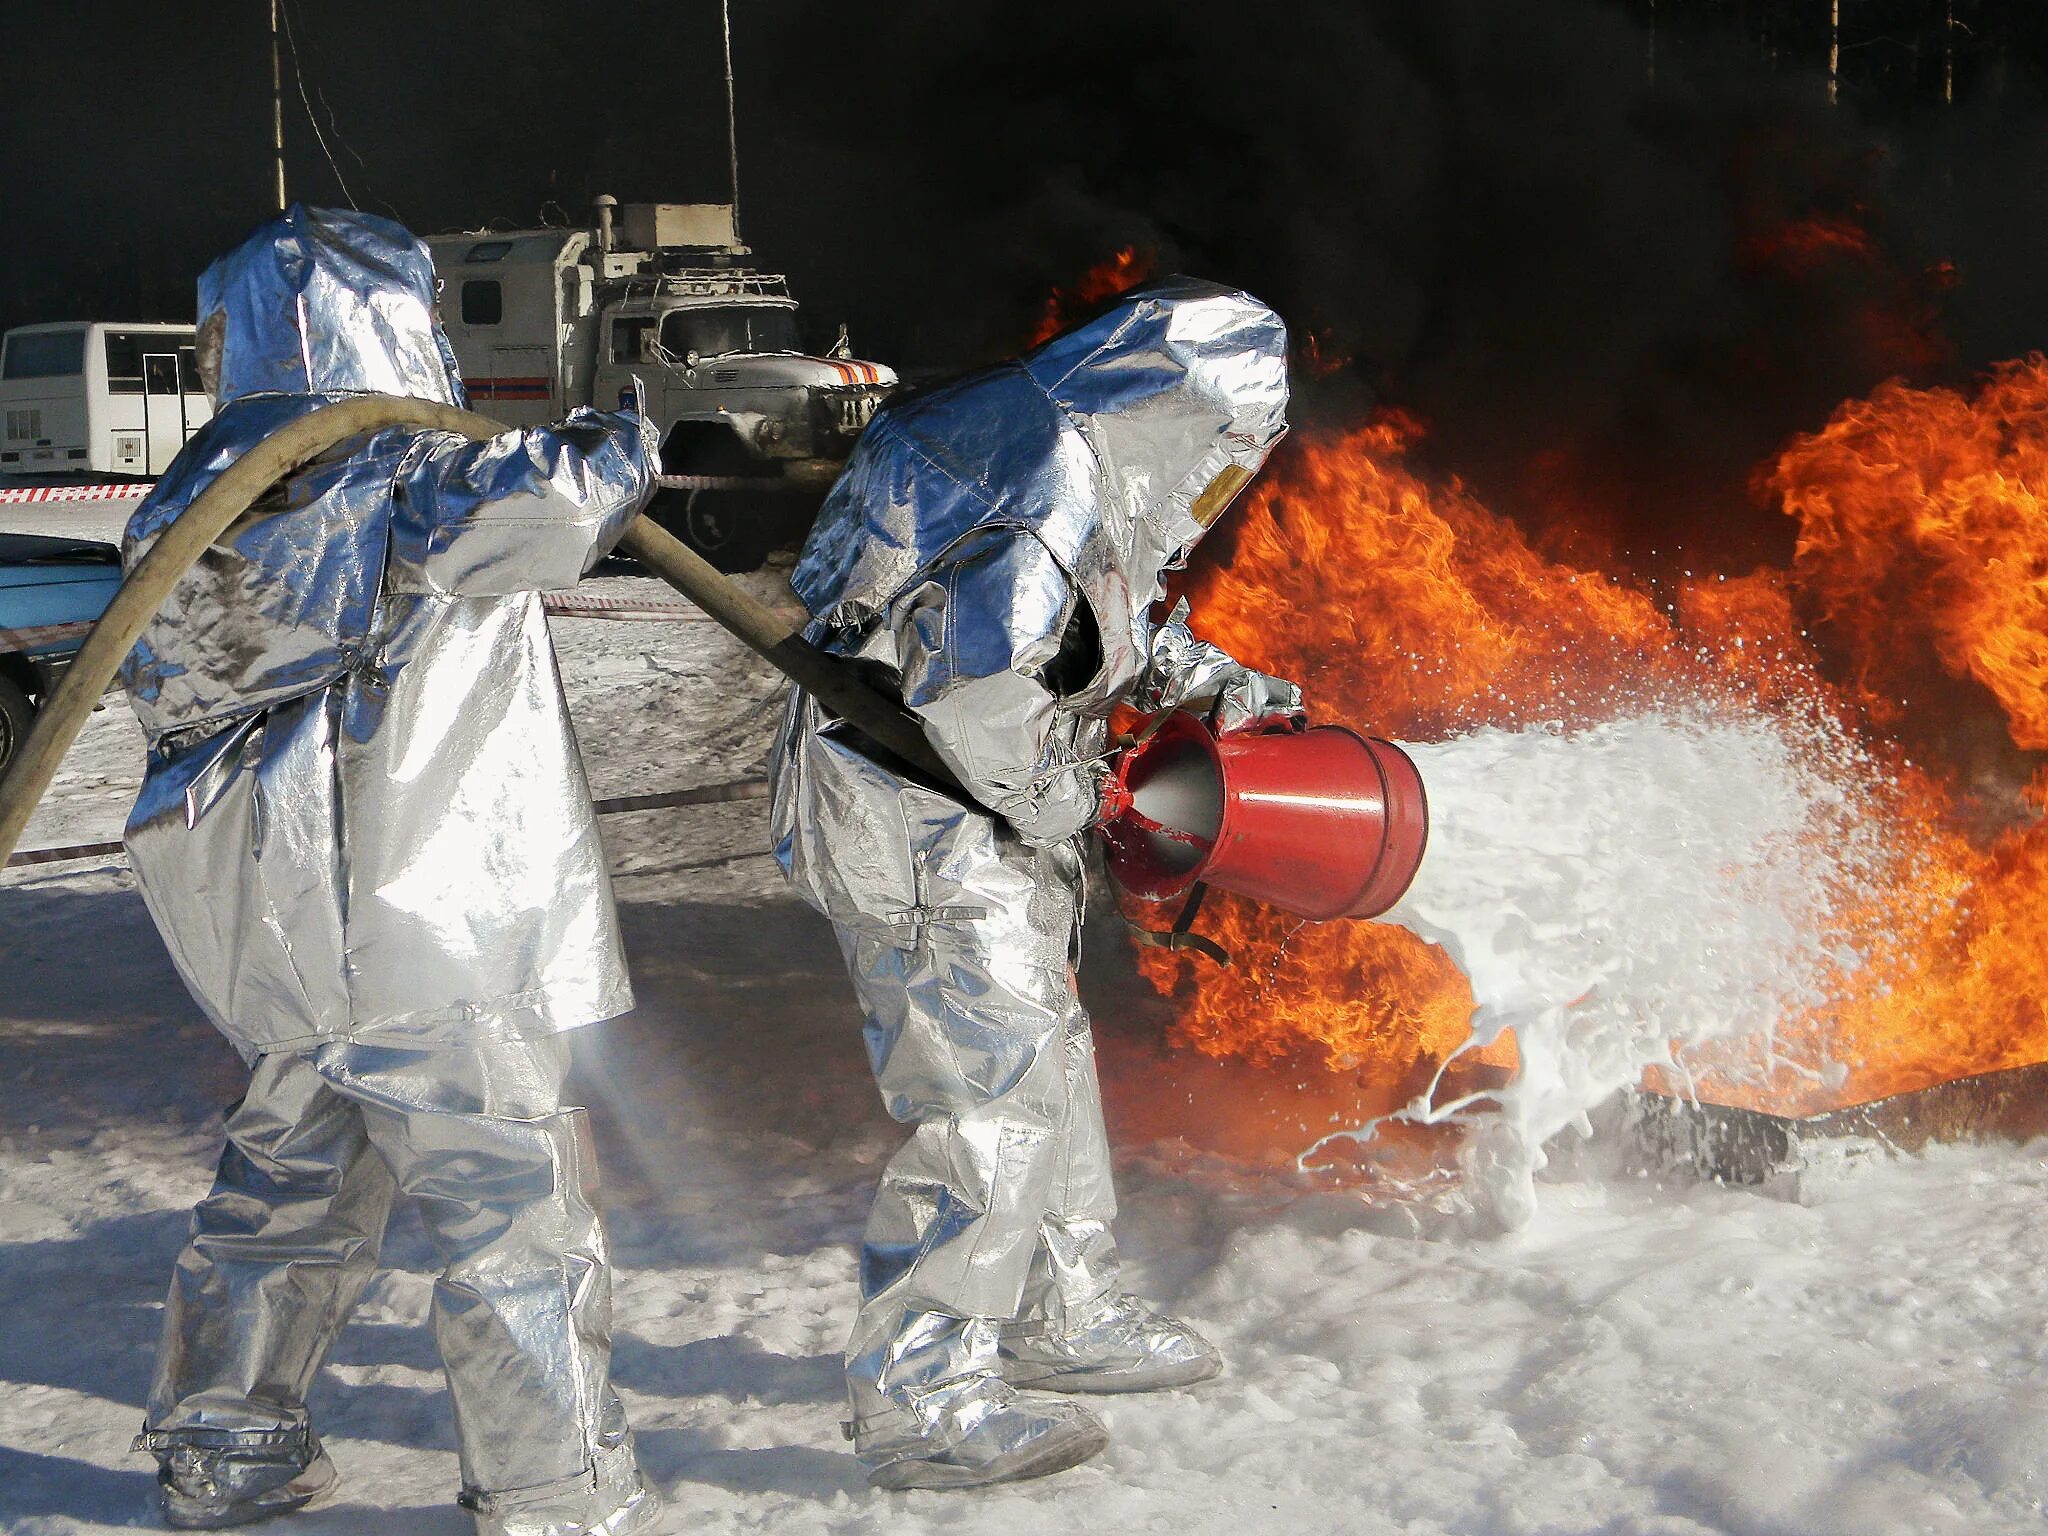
[{"left": 426, "top": 198, "right": 895, "bottom": 570}]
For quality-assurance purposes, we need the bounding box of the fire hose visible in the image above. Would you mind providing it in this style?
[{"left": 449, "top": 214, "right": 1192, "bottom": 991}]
[{"left": 0, "top": 395, "right": 955, "bottom": 870}]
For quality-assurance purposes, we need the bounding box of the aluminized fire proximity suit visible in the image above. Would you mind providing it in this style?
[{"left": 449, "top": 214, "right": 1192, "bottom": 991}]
[
  {"left": 771, "top": 279, "right": 1298, "bottom": 1486},
  {"left": 120, "top": 206, "right": 659, "bottom": 1536}
]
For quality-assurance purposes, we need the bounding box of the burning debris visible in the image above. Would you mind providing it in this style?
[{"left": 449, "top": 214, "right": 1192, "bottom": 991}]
[{"left": 1596, "top": 1059, "right": 2048, "bottom": 1199}]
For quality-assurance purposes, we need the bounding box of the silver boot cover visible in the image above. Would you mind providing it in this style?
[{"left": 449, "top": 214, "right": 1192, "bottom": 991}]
[
  {"left": 137, "top": 1426, "right": 339, "bottom": 1530},
  {"left": 462, "top": 1433, "right": 661, "bottom": 1536},
  {"left": 848, "top": 1327, "right": 1108, "bottom": 1492},
  {"left": 1000, "top": 1295, "right": 1224, "bottom": 1394}
]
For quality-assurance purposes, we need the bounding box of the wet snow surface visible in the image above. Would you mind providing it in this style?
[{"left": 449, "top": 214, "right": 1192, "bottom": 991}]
[{"left": 4, "top": 529, "right": 2047, "bottom": 1533}]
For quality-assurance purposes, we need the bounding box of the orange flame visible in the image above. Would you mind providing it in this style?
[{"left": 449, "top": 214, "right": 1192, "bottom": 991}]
[
  {"left": 1767, "top": 357, "right": 2048, "bottom": 752},
  {"left": 1141, "top": 368, "right": 2048, "bottom": 1116},
  {"left": 1030, "top": 248, "right": 1159, "bottom": 345},
  {"left": 1740, "top": 211, "right": 1878, "bottom": 274}
]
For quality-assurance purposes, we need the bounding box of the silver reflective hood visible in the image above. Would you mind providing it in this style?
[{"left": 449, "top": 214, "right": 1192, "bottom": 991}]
[
  {"left": 197, "top": 204, "right": 465, "bottom": 406},
  {"left": 791, "top": 277, "right": 1288, "bottom": 666},
  {"left": 122, "top": 205, "right": 652, "bottom": 1056}
]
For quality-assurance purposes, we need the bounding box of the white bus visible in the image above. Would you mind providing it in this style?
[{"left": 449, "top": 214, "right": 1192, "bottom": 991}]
[{"left": 0, "top": 321, "right": 214, "bottom": 478}]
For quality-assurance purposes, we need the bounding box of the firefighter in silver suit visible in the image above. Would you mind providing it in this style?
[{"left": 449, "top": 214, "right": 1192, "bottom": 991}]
[
  {"left": 771, "top": 279, "right": 1299, "bottom": 1488},
  {"left": 120, "top": 206, "right": 660, "bottom": 1535}
]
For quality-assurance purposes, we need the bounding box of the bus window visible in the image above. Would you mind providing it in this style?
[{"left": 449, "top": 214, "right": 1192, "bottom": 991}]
[
  {"left": 178, "top": 346, "right": 204, "bottom": 395},
  {"left": 105, "top": 332, "right": 145, "bottom": 394},
  {"left": 2, "top": 330, "right": 86, "bottom": 379},
  {"left": 146, "top": 354, "right": 180, "bottom": 395}
]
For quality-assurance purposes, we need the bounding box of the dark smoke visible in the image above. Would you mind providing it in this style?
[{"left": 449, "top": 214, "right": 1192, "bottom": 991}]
[
  {"left": 749, "top": 0, "right": 2041, "bottom": 572},
  {"left": 6, "top": 0, "right": 2048, "bottom": 569}
]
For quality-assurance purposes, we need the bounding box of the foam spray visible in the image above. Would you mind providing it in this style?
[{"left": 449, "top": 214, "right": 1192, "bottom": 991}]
[{"left": 1324, "top": 706, "right": 1895, "bottom": 1228}]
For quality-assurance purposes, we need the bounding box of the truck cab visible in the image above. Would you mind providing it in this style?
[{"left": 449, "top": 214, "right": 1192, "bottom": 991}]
[{"left": 427, "top": 199, "right": 895, "bottom": 570}]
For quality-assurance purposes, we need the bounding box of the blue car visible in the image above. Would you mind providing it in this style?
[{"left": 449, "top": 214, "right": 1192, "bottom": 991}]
[{"left": 0, "top": 532, "right": 124, "bottom": 773}]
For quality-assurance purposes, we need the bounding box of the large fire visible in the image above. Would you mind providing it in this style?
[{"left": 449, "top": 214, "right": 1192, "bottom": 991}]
[{"left": 1138, "top": 362, "right": 2048, "bottom": 1116}]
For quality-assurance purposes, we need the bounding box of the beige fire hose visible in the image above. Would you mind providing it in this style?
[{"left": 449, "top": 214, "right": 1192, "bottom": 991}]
[{"left": 0, "top": 394, "right": 955, "bottom": 867}]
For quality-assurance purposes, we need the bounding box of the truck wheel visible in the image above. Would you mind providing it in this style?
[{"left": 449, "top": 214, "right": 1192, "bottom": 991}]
[
  {"left": 0, "top": 674, "right": 34, "bottom": 779},
  {"left": 652, "top": 489, "right": 770, "bottom": 574}
]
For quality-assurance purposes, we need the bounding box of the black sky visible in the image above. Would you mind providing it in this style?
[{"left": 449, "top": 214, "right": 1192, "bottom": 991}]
[{"left": 5, "top": 0, "right": 2048, "bottom": 564}]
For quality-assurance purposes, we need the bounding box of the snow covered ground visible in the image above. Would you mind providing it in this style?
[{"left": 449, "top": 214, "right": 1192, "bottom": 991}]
[
  {"left": 4, "top": 505, "right": 2047, "bottom": 1534},
  {"left": 0, "top": 497, "right": 137, "bottom": 546}
]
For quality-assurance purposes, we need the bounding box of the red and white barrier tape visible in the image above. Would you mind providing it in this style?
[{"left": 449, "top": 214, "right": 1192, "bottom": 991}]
[
  {"left": 4, "top": 473, "right": 799, "bottom": 504},
  {"left": 5, "top": 471, "right": 790, "bottom": 504},
  {"left": 0, "top": 619, "right": 96, "bottom": 651},
  {"left": 0, "top": 481, "right": 152, "bottom": 505}
]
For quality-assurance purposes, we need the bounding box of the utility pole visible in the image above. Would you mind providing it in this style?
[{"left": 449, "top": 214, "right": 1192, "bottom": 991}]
[
  {"left": 721, "top": 0, "right": 741, "bottom": 241},
  {"left": 729, "top": 0, "right": 745, "bottom": 241},
  {"left": 270, "top": 0, "right": 287, "bottom": 211},
  {"left": 1827, "top": 0, "right": 1840, "bottom": 106},
  {"left": 1944, "top": 0, "right": 1955, "bottom": 105}
]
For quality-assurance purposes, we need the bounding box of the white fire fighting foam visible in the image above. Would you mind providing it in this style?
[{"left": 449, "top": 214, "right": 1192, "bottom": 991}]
[{"left": 1342, "top": 706, "right": 1896, "bottom": 1228}]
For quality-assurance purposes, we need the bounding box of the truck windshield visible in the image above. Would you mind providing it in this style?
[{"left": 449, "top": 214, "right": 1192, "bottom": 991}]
[
  {"left": 660, "top": 306, "right": 800, "bottom": 359},
  {"left": 3, "top": 330, "right": 86, "bottom": 380}
]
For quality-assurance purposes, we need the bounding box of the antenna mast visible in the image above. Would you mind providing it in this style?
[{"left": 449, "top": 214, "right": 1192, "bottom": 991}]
[
  {"left": 270, "top": 0, "right": 287, "bottom": 210},
  {"left": 722, "top": 0, "right": 741, "bottom": 240}
]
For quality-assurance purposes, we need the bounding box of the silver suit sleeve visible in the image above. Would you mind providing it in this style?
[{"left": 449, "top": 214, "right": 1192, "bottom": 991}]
[
  {"left": 894, "top": 529, "right": 1103, "bottom": 847},
  {"left": 1133, "top": 598, "right": 1303, "bottom": 731},
  {"left": 386, "top": 405, "right": 657, "bottom": 597}
]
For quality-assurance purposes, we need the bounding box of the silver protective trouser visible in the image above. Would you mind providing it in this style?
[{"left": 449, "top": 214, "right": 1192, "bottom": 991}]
[
  {"left": 834, "top": 839, "right": 1123, "bottom": 1425},
  {"left": 146, "top": 1036, "right": 635, "bottom": 1512}
]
